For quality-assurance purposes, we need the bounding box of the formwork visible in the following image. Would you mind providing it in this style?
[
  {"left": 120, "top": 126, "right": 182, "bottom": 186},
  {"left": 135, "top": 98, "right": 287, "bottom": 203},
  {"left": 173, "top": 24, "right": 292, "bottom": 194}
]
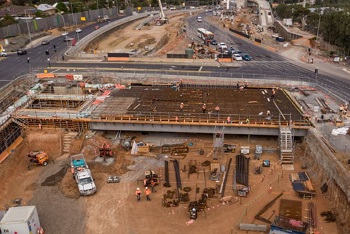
[{"left": 11, "top": 83, "right": 311, "bottom": 133}]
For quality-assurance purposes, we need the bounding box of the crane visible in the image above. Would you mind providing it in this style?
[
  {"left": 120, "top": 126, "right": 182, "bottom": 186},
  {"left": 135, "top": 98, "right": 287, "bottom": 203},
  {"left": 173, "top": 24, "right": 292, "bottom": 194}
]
[{"left": 156, "top": 0, "right": 169, "bottom": 26}]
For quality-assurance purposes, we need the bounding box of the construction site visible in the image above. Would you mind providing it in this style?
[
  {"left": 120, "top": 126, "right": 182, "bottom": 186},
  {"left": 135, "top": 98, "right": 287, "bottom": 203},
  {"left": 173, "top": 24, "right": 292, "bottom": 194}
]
[
  {"left": 0, "top": 72, "right": 349, "bottom": 234},
  {"left": 1, "top": 6, "right": 350, "bottom": 234}
]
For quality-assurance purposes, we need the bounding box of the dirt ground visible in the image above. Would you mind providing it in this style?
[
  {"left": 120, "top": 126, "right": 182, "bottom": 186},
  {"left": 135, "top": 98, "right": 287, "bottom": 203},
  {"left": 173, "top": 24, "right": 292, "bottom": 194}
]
[
  {"left": 0, "top": 129, "right": 339, "bottom": 234},
  {"left": 95, "top": 14, "right": 190, "bottom": 56}
]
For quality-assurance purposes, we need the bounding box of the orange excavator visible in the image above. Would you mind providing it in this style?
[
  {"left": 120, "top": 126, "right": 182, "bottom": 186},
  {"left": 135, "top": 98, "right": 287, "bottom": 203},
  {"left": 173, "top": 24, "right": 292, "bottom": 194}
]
[{"left": 28, "top": 151, "right": 49, "bottom": 166}]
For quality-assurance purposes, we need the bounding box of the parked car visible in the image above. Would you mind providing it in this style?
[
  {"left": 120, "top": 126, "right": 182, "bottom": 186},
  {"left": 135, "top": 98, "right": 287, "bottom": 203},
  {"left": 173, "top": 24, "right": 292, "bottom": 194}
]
[
  {"left": 276, "top": 37, "right": 285, "bottom": 42},
  {"left": 228, "top": 47, "right": 237, "bottom": 55},
  {"left": 0, "top": 52, "right": 7, "bottom": 57},
  {"left": 62, "top": 31, "right": 69, "bottom": 36},
  {"left": 210, "top": 39, "right": 218, "bottom": 45},
  {"left": 242, "top": 54, "right": 252, "bottom": 61},
  {"left": 218, "top": 42, "right": 227, "bottom": 50},
  {"left": 17, "top": 49, "right": 27, "bottom": 55},
  {"left": 75, "top": 28, "right": 82, "bottom": 33},
  {"left": 197, "top": 16, "right": 202, "bottom": 22},
  {"left": 232, "top": 53, "right": 243, "bottom": 61},
  {"left": 41, "top": 40, "right": 50, "bottom": 45}
]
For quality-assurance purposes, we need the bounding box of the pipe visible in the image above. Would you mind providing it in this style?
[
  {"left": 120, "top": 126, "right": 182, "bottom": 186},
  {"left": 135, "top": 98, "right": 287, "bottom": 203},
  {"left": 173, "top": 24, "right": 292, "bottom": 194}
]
[
  {"left": 163, "top": 160, "right": 170, "bottom": 187},
  {"left": 220, "top": 157, "right": 232, "bottom": 197}
]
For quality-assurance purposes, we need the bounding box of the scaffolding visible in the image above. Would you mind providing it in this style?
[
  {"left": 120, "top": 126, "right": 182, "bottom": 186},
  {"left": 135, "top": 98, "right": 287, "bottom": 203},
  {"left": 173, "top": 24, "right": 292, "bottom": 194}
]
[{"left": 213, "top": 125, "right": 225, "bottom": 160}]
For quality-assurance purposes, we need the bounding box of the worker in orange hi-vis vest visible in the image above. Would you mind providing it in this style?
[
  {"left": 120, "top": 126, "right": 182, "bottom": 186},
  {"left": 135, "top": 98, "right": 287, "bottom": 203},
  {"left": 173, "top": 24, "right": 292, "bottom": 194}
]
[
  {"left": 144, "top": 187, "right": 152, "bottom": 201},
  {"left": 135, "top": 188, "right": 142, "bottom": 202}
]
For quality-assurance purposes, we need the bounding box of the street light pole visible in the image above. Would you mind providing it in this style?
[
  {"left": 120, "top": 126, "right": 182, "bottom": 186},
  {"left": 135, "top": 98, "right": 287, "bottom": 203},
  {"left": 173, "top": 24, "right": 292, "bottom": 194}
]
[
  {"left": 316, "top": 12, "right": 321, "bottom": 46},
  {"left": 70, "top": 2, "right": 76, "bottom": 28},
  {"left": 97, "top": 0, "right": 99, "bottom": 16},
  {"left": 24, "top": 10, "right": 32, "bottom": 48}
]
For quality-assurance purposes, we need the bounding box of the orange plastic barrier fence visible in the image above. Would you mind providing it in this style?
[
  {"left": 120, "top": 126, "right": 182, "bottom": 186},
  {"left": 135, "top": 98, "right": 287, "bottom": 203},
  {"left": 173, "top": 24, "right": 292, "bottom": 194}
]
[{"left": 36, "top": 73, "right": 55, "bottom": 79}]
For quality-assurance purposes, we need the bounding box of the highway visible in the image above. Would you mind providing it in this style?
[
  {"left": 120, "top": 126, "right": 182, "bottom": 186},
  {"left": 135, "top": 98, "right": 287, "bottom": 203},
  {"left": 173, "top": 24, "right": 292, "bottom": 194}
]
[{"left": 0, "top": 12, "right": 349, "bottom": 102}]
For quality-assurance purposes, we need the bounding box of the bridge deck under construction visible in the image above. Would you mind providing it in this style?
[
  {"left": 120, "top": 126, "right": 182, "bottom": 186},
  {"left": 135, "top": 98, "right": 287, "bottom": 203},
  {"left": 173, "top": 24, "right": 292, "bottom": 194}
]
[{"left": 12, "top": 83, "right": 311, "bottom": 135}]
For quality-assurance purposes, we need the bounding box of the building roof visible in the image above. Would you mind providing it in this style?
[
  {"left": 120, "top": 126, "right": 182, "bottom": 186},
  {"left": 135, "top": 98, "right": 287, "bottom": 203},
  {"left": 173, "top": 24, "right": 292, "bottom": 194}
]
[
  {"left": 0, "top": 6, "right": 36, "bottom": 17},
  {"left": 0, "top": 206, "right": 36, "bottom": 223},
  {"left": 36, "top": 4, "right": 56, "bottom": 12}
]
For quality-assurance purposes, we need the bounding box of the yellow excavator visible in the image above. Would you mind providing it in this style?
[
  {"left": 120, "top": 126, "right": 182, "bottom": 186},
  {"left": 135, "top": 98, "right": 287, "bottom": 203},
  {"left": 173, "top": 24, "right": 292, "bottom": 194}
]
[{"left": 28, "top": 151, "right": 49, "bottom": 166}]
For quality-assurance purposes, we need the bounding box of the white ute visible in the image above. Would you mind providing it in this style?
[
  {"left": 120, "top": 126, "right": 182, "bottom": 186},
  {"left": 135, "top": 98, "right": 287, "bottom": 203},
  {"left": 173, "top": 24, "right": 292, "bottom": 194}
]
[{"left": 75, "top": 168, "right": 97, "bottom": 195}]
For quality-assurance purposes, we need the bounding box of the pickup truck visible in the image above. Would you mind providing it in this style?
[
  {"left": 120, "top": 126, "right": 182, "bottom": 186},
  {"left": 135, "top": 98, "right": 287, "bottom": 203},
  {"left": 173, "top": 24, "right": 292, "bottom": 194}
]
[
  {"left": 70, "top": 154, "right": 97, "bottom": 195},
  {"left": 75, "top": 168, "right": 97, "bottom": 195}
]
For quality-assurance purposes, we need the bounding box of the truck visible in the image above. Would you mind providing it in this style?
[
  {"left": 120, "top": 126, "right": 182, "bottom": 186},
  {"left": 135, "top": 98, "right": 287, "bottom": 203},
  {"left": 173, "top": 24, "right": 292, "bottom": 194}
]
[
  {"left": 75, "top": 168, "right": 97, "bottom": 196},
  {"left": 70, "top": 154, "right": 97, "bottom": 196},
  {"left": 0, "top": 206, "right": 44, "bottom": 234},
  {"left": 97, "top": 15, "right": 109, "bottom": 23}
]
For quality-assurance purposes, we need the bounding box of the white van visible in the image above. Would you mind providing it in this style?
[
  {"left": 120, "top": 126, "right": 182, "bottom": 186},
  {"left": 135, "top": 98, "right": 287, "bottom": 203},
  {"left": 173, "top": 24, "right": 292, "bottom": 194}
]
[{"left": 197, "top": 16, "right": 202, "bottom": 22}]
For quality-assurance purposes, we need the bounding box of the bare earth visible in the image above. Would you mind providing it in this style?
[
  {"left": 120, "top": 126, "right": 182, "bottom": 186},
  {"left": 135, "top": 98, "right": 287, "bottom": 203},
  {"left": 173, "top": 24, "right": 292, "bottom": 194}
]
[
  {"left": 0, "top": 130, "right": 339, "bottom": 234},
  {"left": 95, "top": 14, "right": 189, "bottom": 56}
]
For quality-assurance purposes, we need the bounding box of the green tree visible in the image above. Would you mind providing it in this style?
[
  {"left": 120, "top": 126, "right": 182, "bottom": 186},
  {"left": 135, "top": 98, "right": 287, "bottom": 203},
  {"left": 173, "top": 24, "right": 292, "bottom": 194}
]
[
  {"left": 275, "top": 4, "right": 293, "bottom": 19},
  {"left": 0, "top": 14, "right": 17, "bottom": 27},
  {"left": 56, "top": 2, "right": 69, "bottom": 13}
]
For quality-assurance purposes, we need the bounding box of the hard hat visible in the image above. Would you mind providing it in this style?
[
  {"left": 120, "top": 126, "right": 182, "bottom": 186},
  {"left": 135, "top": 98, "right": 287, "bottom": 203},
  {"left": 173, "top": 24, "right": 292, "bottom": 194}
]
[
  {"left": 181, "top": 103, "right": 183, "bottom": 104},
  {"left": 145, "top": 187, "right": 148, "bottom": 189},
  {"left": 137, "top": 188, "right": 140, "bottom": 190}
]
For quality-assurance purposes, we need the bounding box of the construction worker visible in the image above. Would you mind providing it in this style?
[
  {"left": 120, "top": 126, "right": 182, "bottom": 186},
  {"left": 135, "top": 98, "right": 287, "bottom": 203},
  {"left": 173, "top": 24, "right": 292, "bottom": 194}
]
[
  {"left": 266, "top": 110, "right": 271, "bottom": 117},
  {"left": 180, "top": 103, "right": 184, "bottom": 112},
  {"left": 150, "top": 180, "right": 156, "bottom": 192},
  {"left": 202, "top": 103, "right": 206, "bottom": 113},
  {"left": 135, "top": 188, "right": 142, "bottom": 202},
  {"left": 271, "top": 88, "right": 276, "bottom": 100},
  {"left": 227, "top": 116, "right": 231, "bottom": 124},
  {"left": 215, "top": 105, "right": 220, "bottom": 115},
  {"left": 144, "top": 187, "right": 151, "bottom": 201}
]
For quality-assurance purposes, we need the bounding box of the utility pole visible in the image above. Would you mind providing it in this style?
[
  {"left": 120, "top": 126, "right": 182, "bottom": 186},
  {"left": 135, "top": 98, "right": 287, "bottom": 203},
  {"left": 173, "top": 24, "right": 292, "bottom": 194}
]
[
  {"left": 24, "top": 10, "right": 32, "bottom": 48},
  {"left": 316, "top": 12, "right": 321, "bottom": 46}
]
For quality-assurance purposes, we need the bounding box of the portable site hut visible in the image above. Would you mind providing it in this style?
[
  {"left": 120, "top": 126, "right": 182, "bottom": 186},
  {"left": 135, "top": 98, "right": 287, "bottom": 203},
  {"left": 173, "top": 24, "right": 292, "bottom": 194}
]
[{"left": 0, "top": 206, "right": 42, "bottom": 234}]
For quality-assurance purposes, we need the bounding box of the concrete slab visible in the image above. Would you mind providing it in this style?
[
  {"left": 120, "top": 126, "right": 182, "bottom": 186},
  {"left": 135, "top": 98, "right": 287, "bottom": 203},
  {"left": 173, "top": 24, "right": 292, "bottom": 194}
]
[
  {"left": 94, "top": 156, "right": 115, "bottom": 166},
  {"left": 282, "top": 165, "right": 294, "bottom": 171}
]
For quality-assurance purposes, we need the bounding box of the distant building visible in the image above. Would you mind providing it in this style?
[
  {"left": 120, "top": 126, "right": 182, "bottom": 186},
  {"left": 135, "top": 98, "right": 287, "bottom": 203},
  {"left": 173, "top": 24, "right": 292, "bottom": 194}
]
[
  {"left": 36, "top": 4, "right": 57, "bottom": 15},
  {"left": 185, "top": 0, "right": 200, "bottom": 7},
  {"left": 0, "top": 6, "right": 36, "bottom": 18}
]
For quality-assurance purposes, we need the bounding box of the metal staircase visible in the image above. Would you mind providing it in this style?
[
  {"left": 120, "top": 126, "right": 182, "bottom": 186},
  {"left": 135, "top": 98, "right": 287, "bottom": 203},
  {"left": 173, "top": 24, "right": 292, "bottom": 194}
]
[{"left": 279, "top": 114, "right": 294, "bottom": 164}]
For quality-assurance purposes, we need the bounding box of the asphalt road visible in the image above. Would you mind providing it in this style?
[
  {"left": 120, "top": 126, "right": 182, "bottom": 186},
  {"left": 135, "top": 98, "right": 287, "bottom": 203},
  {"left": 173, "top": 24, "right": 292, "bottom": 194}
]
[
  {"left": 0, "top": 12, "right": 349, "bottom": 103},
  {"left": 0, "top": 15, "right": 127, "bottom": 87}
]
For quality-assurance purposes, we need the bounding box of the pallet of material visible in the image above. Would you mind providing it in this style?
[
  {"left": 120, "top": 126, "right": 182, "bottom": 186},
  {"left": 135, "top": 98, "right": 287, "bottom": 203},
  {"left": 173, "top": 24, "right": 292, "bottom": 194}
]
[
  {"left": 303, "top": 180, "right": 315, "bottom": 192},
  {"left": 138, "top": 145, "right": 150, "bottom": 153}
]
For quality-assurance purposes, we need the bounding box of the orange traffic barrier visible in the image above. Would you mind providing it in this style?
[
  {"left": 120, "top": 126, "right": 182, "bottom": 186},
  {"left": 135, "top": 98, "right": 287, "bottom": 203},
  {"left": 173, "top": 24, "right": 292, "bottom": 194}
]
[
  {"left": 36, "top": 73, "right": 55, "bottom": 79},
  {"left": 107, "top": 57, "right": 129, "bottom": 61},
  {"left": 65, "top": 74, "right": 74, "bottom": 80}
]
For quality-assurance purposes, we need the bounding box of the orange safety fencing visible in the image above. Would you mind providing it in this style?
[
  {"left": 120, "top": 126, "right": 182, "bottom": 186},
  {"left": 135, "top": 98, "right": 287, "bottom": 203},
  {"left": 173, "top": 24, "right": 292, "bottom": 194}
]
[
  {"left": 107, "top": 57, "right": 130, "bottom": 62},
  {"left": 36, "top": 73, "right": 55, "bottom": 79}
]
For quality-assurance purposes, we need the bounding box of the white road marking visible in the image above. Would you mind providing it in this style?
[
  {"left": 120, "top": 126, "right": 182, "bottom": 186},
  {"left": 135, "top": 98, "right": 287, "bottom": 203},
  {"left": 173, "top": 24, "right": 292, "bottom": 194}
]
[{"left": 342, "top": 68, "right": 350, "bottom": 74}]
